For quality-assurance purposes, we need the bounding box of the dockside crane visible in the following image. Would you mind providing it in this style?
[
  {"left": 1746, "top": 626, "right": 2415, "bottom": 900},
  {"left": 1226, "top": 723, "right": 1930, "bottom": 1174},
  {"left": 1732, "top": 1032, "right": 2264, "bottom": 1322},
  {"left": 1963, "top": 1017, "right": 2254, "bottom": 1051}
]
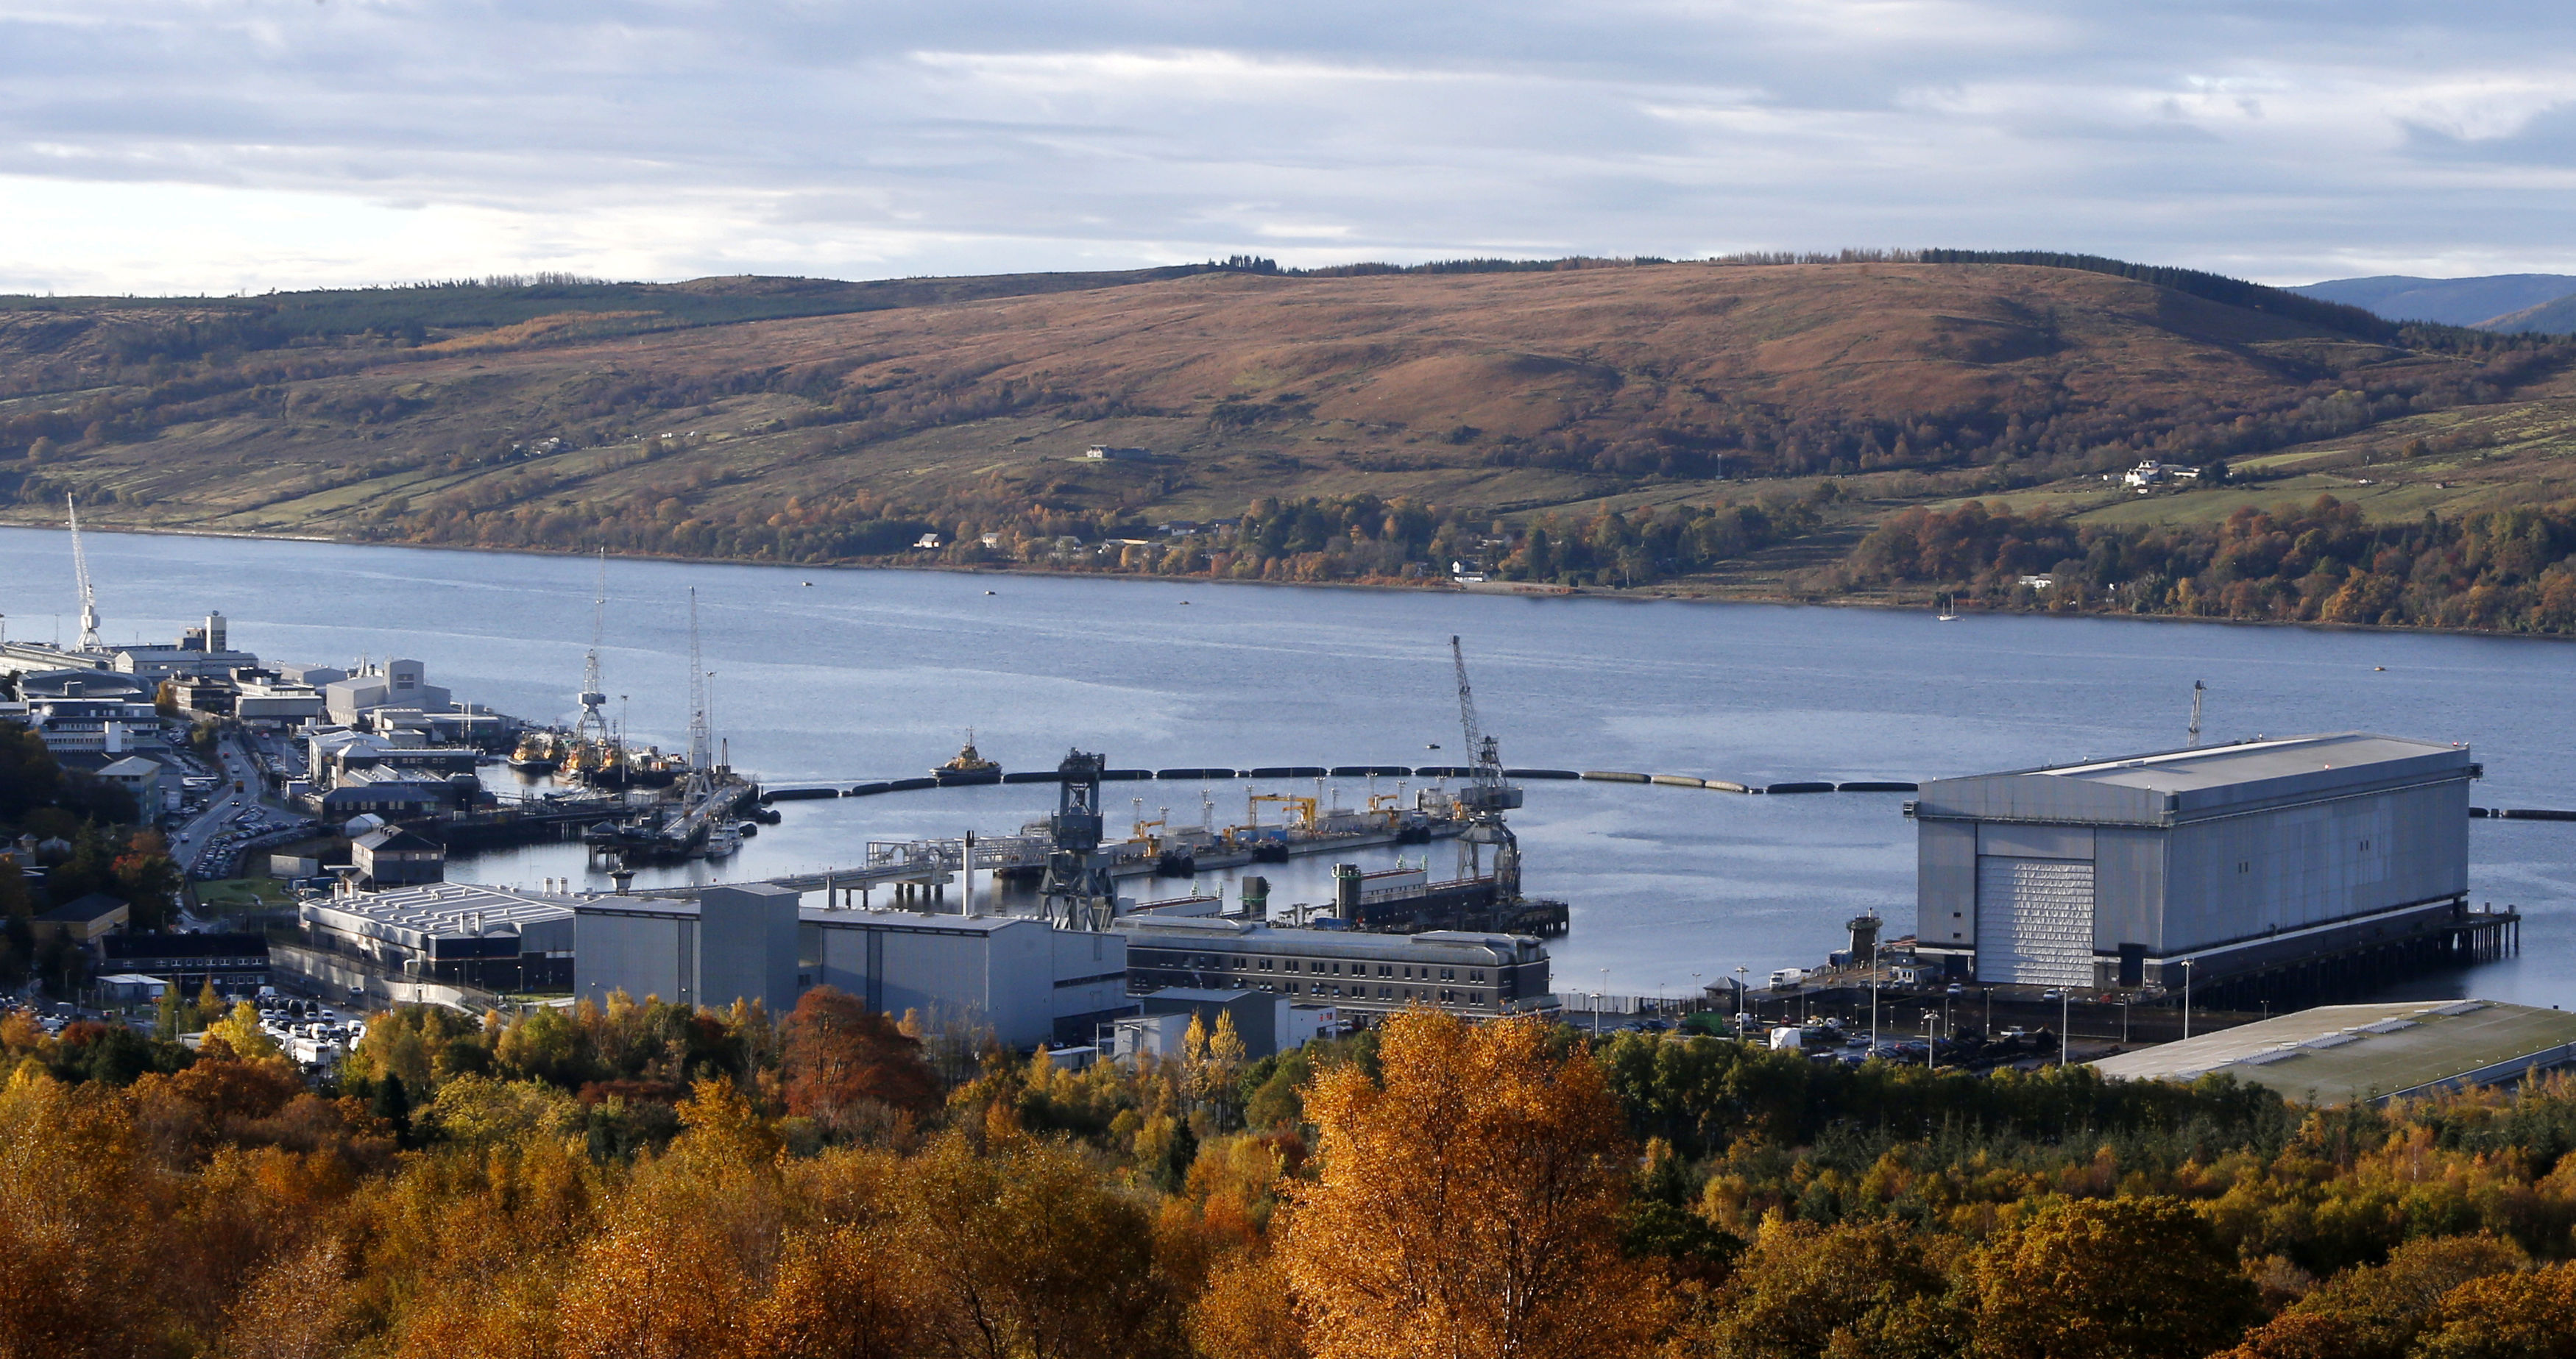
[
  {"left": 1448, "top": 636, "right": 1524, "bottom": 899},
  {"left": 573, "top": 550, "right": 612, "bottom": 752},
  {"left": 1039, "top": 749, "right": 1119, "bottom": 930},
  {"left": 66, "top": 495, "right": 101, "bottom": 651}
]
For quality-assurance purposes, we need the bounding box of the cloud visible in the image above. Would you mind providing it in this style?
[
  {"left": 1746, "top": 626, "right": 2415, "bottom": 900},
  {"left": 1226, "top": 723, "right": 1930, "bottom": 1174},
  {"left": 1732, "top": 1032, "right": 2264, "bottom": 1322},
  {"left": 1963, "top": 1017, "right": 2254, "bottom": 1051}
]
[{"left": 4, "top": 0, "right": 2576, "bottom": 292}]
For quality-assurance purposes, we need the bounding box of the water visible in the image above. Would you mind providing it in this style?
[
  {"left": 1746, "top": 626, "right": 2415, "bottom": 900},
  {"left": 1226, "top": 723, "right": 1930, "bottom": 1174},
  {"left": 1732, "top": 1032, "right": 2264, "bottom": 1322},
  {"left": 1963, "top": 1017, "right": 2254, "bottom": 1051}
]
[{"left": 5, "top": 525, "right": 2570, "bottom": 1005}]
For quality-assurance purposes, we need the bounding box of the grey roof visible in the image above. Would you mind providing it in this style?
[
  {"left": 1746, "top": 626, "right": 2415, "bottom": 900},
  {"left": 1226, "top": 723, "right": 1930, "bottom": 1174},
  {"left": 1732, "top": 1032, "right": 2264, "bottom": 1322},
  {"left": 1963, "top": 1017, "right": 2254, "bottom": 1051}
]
[
  {"left": 17, "top": 670, "right": 148, "bottom": 699},
  {"left": 302, "top": 881, "right": 576, "bottom": 948},
  {"left": 1915, "top": 732, "right": 2472, "bottom": 826},
  {"left": 2093, "top": 999, "right": 2576, "bottom": 1105},
  {"left": 354, "top": 826, "right": 442, "bottom": 853},
  {"left": 97, "top": 756, "right": 162, "bottom": 778},
  {"left": 35, "top": 892, "right": 127, "bottom": 923}
]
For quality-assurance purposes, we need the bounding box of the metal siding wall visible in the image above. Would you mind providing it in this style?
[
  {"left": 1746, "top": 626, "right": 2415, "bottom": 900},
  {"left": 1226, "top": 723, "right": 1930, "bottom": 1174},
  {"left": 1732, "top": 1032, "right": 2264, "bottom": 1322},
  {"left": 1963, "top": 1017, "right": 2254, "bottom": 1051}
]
[
  {"left": 2163, "top": 781, "right": 2464, "bottom": 952},
  {"left": 878, "top": 931, "right": 991, "bottom": 1034},
  {"left": 574, "top": 912, "right": 685, "bottom": 1006},
  {"left": 1977, "top": 824, "right": 2095, "bottom": 859},
  {"left": 2091, "top": 828, "right": 2166, "bottom": 952},
  {"left": 1917, "top": 820, "right": 1978, "bottom": 950}
]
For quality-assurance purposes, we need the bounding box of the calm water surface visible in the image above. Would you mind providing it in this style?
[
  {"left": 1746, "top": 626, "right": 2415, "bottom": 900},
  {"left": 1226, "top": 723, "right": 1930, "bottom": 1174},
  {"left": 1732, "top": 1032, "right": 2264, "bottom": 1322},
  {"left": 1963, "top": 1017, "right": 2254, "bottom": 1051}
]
[{"left": 4, "top": 526, "right": 2569, "bottom": 1005}]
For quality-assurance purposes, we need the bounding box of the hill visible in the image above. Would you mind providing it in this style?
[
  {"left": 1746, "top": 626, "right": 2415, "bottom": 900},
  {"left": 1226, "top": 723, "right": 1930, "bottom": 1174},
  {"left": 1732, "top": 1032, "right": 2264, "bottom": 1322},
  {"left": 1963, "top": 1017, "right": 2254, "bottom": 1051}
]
[
  {"left": 3, "top": 255, "right": 2572, "bottom": 612},
  {"left": 2293, "top": 273, "right": 2576, "bottom": 329},
  {"left": 2478, "top": 291, "right": 2576, "bottom": 336}
]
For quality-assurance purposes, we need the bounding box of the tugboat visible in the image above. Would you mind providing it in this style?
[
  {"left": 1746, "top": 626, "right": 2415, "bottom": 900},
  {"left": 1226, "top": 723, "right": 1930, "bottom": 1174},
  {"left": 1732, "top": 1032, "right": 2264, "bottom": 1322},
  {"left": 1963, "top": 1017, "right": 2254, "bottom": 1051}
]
[
  {"left": 932, "top": 730, "right": 1003, "bottom": 785},
  {"left": 509, "top": 731, "right": 564, "bottom": 775}
]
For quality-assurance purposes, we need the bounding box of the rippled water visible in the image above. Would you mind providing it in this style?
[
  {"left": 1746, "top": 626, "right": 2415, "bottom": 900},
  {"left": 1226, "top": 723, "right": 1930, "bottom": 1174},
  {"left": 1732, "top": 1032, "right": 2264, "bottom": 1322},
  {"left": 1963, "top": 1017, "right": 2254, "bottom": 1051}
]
[{"left": 5, "top": 525, "right": 2569, "bottom": 1004}]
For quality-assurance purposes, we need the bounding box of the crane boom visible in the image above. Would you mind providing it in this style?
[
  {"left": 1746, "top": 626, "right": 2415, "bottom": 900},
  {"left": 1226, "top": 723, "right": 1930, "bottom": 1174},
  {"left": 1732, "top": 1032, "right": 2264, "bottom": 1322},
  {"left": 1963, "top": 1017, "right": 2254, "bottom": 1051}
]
[
  {"left": 1451, "top": 635, "right": 1483, "bottom": 767},
  {"left": 66, "top": 495, "right": 101, "bottom": 650}
]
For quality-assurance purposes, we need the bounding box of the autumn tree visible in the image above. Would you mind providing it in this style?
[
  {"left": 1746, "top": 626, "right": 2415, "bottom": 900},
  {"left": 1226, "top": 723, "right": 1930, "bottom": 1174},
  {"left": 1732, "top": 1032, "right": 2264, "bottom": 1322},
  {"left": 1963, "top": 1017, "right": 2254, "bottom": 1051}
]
[
  {"left": 781, "top": 986, "right": 941, "bottom": 1136},
  {"left": 1279, "top": 1010, "right": 1665, "bottom": 1359},
  {"left": 1693, "top": 1213, "right": 1961, "bottom": 1359},
  {"left": 1970, "top": 1196, "right": 2260, "bottom": 1359},
  {"left": 2410, "top": 1260, "right": 2576, "bottom": 1358},
  {"left": 2218, "top": 1234, "right": 2530, "bottom": 1359}
]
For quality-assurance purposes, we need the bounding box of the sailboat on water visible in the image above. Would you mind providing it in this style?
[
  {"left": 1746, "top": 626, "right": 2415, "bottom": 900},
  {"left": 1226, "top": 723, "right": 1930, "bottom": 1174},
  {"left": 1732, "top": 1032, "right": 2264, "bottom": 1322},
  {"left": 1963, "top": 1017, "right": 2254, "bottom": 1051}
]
[{"left": 1935, "top": 591, "right": 1960, "bottom": 622}]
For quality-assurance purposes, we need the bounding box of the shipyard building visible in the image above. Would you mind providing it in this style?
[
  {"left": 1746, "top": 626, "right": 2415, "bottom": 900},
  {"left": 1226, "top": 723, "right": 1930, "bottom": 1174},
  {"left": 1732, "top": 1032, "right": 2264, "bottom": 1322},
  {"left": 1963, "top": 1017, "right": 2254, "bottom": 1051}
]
[
  {"left": 1114, "top": 915, "right": 1552, "bottom": 1014},
  {"left": 1912, "top": 733, "right": 2474, "bottom": 990},
  {"left": 573, "top": 890, "right": 1135, "bottom": 1048}
]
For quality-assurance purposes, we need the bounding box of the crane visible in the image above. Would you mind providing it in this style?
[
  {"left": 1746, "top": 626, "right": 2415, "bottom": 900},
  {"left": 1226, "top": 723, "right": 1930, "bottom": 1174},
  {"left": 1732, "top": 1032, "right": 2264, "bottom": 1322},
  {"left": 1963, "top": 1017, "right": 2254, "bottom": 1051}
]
[
  {"left": 684, "top": 587, "right": 712, "bottom": 779},
  {"left": 1450, "top": 636, "right": 1521, "bottom": 815},
  {"left": 1446, "top": 636, "right": 1523, "bottom": 898},
  {"left": 66, "top": 495, "right": 101, "bottom": 651},
  {"left": 573, "top": 550, "right": 611, "bottom": 750}
]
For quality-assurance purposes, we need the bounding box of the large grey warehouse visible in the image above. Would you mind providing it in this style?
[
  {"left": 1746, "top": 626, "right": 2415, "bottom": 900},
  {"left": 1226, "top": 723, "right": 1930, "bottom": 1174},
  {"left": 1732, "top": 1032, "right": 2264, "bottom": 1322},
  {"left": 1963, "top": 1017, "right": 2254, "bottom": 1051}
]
[
  {"left": 573, "top": 889, "right": 1135, "bottom": 1048},
  {"left": 1912, "top": 733, "right": 2474, "bottom": 990}
]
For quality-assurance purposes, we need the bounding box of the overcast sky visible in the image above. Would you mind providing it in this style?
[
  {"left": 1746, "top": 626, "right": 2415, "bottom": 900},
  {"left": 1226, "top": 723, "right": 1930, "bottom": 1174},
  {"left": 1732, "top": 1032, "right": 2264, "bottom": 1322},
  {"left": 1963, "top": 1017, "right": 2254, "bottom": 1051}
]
[{"left": 6, "top": 1, "right": 2576, "bottom": 295}]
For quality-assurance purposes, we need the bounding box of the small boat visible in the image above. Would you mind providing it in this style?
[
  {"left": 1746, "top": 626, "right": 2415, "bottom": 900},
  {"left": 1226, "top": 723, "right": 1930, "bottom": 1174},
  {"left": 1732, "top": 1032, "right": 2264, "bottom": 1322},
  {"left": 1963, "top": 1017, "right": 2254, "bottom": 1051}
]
[
  {"left": 1935, "top": 591, "right": 1960, "bottom": 622},
  {"left": 933, "top": 730, "right": 1002, "bottom": 781},
  {"left": 703, "top": 823, "right": 742, "bottom": 857}
]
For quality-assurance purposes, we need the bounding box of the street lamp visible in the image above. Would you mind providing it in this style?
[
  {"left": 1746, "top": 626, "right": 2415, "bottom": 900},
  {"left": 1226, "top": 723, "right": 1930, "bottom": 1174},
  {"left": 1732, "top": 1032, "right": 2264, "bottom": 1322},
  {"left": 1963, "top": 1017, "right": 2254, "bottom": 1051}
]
[
  {"left": 1922, "top": 1012, "right": 1938, "bottom": 1071},
  {"left": 2182, "top": 959, "right": 2197, "bottom": 1040},
  {"left": 2059, "top": 987, "right": 2071, "bottom": 1066}
]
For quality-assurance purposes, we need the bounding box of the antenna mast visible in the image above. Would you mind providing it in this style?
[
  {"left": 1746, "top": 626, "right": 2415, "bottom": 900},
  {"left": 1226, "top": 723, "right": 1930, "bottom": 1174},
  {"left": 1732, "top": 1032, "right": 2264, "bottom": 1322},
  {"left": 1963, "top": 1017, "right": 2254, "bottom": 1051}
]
[
  {"left": 66, "top": 495, "right": 101, "bottom": 651},
  {"left": 2187, "top": 680, "right": 2205, "bottom": 748}
]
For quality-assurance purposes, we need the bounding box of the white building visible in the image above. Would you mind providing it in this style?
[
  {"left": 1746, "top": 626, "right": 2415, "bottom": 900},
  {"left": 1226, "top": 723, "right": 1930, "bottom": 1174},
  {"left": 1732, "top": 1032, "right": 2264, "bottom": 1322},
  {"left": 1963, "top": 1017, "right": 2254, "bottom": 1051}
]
[{"left": 324, "top": 660, "right": 451, "bottom": 726}]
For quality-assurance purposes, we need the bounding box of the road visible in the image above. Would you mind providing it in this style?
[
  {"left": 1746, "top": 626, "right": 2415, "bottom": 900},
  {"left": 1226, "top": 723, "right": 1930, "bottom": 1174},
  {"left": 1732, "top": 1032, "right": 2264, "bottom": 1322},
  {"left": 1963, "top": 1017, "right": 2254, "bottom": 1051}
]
[{"left": 169, "top": 730, "right": 298, "bottom": 881}]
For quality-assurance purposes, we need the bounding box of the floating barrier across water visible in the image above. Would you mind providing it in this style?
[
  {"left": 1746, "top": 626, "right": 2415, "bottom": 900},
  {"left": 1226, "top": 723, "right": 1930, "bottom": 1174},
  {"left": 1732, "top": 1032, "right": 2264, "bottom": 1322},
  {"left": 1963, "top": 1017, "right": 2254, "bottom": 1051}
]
[
  {"left": 761, "top": 787, "right": 842, "bottom": 802},
  {"left": 829, "top": 763, "right": 1927, "bottom": 801}
]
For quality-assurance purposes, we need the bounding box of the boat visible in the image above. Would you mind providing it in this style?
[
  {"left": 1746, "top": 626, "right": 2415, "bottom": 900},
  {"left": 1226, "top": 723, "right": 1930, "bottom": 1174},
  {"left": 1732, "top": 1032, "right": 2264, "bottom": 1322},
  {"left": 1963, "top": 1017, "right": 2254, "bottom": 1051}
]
[
  {"left": 1935, "top": 592, "right": 1960, "bottom": 622},
  {"left": 933, "top": 730, "right": 1002, "bottom": 782},
  {"left": 508, "top": 731, "right": 564, "bottom": 774},
  {"left": 703, "top": 823, "right": 742, "bottom": 857}
]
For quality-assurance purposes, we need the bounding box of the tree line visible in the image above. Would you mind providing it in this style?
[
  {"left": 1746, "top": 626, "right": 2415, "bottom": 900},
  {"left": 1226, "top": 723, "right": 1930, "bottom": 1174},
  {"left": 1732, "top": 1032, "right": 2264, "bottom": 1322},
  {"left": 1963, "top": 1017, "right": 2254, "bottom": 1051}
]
[
  {"left": 1841, "top": 494, "right": 2576, "bottom": 633},
  {"left": 6, "top": 993, "right": 2576, "bottom": 1358}
]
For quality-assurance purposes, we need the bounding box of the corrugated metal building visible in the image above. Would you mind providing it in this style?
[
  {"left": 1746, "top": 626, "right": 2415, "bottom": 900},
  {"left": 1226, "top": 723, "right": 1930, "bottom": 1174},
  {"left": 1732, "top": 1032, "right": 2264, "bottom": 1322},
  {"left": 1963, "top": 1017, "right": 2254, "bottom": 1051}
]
[
  {"left": 573, "top": 891, "right": 1134, "bottom": 1048},
  {"left": 1912, "top": 733, "right": 2474, "bottom": 989}
]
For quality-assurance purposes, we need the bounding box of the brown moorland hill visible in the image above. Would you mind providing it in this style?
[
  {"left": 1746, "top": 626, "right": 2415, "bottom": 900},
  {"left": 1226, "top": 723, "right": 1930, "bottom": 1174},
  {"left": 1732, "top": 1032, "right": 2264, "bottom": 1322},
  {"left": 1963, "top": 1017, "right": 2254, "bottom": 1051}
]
[{"left": 0, "top": 260, "right": 2563, "bottom": 590}]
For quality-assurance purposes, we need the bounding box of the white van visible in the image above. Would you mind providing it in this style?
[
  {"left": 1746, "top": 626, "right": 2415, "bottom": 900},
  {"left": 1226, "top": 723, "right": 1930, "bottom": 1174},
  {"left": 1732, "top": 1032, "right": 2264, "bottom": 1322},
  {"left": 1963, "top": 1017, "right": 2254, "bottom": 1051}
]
[{"left": 1768, "top": 967, "right": 1808, "bottom": 988}]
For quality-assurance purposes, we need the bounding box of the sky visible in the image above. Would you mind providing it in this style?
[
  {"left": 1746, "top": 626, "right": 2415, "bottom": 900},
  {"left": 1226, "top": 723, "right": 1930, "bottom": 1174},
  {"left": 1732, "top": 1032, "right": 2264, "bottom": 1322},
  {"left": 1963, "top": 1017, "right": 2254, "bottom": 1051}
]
[{"left": 6, "top": 1, "right": 2576, "bottom": 296}]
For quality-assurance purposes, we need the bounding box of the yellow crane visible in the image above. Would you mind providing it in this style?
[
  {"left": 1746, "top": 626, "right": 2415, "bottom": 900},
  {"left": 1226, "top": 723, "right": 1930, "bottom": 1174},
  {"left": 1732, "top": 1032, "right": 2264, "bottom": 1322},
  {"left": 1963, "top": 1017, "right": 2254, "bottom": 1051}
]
[{"left": 1245, "top": 792, "right": 1319, "bottom": 832}]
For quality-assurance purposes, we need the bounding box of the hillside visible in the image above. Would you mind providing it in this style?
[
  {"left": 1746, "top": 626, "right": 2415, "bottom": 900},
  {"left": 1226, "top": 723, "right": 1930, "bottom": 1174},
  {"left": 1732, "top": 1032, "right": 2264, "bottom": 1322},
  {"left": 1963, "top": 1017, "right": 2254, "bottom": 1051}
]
[
  {"left": 2293, "top": 273, "right": 2576, "bottom": 329},
  {"left": 3, "top": 257, "right": 2572, "bottom": 610}
]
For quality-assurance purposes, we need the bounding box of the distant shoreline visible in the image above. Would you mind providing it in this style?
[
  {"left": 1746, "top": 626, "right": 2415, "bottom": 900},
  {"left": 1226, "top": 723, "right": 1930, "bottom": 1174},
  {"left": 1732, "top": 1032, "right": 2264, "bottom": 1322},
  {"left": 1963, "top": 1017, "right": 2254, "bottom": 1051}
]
[{"left": 0, "top": 518, "right": 2566, "bottom": 645}]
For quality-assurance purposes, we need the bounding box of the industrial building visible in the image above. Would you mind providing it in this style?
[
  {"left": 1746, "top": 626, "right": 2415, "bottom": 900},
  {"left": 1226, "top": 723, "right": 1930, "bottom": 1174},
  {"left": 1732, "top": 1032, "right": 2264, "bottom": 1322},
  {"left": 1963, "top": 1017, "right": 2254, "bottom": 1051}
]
[
  {"left": 352, "top": 826, "right": 447, "bottom": 886},
  {"left": 293, "top": 881, "right": 576, "bottom": 990},
  {"left": 1114, "top": 915, "right": 1553, "bottom": 1015},
  {"left": 1911, "top": 733, "right": 2477, "bottom": 991},
  {"left": 573, "top": 893, "right": 1136, "bottom": 1048},
  {"left": 2093, "top": 998, "right": 2576, "bottom": 1106}
]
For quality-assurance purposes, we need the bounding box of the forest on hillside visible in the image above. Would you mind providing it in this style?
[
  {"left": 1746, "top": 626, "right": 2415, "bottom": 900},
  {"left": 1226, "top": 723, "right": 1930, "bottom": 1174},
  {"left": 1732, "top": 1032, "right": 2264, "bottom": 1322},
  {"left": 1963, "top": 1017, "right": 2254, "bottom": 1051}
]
[
  {"left": 1839, "top": 495, "right": 2576, "bottom": 633},
  {"left": 7, "top": 999, "right": 2576, "bottom": 1359}
]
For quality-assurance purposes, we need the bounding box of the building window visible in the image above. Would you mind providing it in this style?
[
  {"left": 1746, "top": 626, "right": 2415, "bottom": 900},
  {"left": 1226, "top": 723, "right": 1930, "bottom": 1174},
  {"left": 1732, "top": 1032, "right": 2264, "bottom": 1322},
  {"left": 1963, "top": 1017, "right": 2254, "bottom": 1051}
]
[
  {"left": 1440, "top": 968, "right": 1454, "bottom": 981},
  {"left": 1261, "top": 959, "right": 1273, "bottom": 971},
  {"left": 1470, "top": 971, "right": 1485, "bottom": 982}
]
